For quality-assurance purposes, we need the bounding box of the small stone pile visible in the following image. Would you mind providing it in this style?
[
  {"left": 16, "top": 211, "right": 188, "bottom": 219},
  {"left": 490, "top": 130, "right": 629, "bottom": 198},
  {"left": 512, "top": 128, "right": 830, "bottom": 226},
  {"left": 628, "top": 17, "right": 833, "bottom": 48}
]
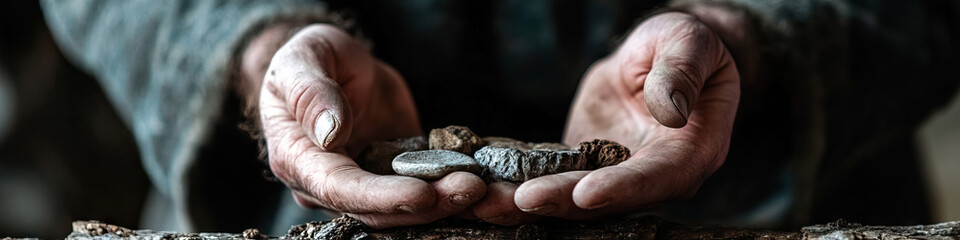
[{"left": 357, "top": 125, "right": 631, "bottom": 183}]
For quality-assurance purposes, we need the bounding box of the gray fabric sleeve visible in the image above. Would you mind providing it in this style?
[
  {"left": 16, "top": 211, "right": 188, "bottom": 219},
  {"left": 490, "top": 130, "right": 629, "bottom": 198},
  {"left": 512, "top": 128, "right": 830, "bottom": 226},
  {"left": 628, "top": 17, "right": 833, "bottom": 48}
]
[{"left": 39, "top": 0, "right": 327, "bottom": 199}]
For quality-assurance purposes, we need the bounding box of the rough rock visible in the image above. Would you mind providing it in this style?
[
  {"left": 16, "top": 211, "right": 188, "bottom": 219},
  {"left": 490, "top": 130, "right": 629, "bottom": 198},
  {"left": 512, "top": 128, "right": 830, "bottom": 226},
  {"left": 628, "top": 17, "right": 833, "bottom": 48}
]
[
  {"left": 473, "top": 146, "right": 526, "bottom": 182},
  {"left": 578, "top": 139, "right": 631, "bottom": 169},
  {"left": 356, "top": 136, "right": 428, "bottom": 175},
  {"left": 474, "top": 146, "right": 586, "bottom": 182},
  {"left": 429, "top": 126, "right": 484, "bottom": 155},
  {"left": 393, "top": 150, "right": 482, "bottom": 180},
  {"left": 530, "top": 142, "right": 571, "bottom": 151},
  {"left": 483, "top": 136, "right": 528, "bottom": 149}
]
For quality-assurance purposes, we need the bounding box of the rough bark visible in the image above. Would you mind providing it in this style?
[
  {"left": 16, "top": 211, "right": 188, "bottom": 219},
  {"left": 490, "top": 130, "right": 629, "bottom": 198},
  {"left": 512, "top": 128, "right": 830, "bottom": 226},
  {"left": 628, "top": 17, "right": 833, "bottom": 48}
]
[{"left": 60, "top": 216, "right": 960, "bottom": 240}]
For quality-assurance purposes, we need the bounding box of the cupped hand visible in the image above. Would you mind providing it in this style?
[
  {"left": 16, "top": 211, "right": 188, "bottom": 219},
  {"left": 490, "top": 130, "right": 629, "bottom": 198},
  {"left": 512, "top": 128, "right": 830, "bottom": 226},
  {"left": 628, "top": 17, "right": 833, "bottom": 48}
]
[
  {"left": 249, "top": 24, "right": 486, "bottom": 228},
  {"left": 472, "top": 12, "right": 740, "bottom": 224}
]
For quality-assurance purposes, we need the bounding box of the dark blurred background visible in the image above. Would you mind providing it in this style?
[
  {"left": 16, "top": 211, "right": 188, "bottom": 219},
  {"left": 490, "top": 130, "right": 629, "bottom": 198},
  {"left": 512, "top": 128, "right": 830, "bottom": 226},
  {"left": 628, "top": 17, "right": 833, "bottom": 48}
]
[
  {"left": 1, "top": 1, "right": 959, "bottom": 238},
  {"left": 0, "top": 1, "right": 148, "bottom": 238}
]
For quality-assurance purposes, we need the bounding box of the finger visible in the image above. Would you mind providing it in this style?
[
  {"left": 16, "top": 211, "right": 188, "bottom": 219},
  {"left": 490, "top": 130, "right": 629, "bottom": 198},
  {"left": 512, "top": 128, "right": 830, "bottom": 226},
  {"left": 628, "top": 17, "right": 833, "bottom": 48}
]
[
  {"left": 348, "top": 172, "right": 486, "bottom": 229},
  {"left": 260, "top": 74, "right": 437, "bottom": 216},
  {"left": 572, "top": 141, "right": 706, "bottom": 211},
  {"left": 293, "top": 150, "right": 442, "bottom": 214},
  {"left": 472, "top": 182, "right": 540, "bottom": 226},
  {"left": 620, "top": 12, "right": 731, "bottom": 128},
  {"left": 266, "top": 24, "right": 376, "bottom": 150},
  {"left": 514, "top": 171, "right": 604, "bottom": 220}
]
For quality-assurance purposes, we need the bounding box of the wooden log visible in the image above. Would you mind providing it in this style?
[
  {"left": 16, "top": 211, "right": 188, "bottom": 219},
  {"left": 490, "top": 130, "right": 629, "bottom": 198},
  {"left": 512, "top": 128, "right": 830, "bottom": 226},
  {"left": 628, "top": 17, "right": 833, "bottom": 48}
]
[
  {"left": 802, "top": 219, "right": 960, "bottom": 240},
  {"left": 62, "top": 216, "right": 959, "bottom": 240}
]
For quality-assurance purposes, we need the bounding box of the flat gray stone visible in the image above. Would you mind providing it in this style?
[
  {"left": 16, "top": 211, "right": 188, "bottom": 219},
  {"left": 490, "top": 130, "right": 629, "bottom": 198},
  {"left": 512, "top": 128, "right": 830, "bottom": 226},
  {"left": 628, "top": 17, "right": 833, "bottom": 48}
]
[
  {"left": 474, "top": 146, "right": 586, "bottom": 183},
  {"left": 357, "top": 136, "right": 428, "bottom": 175},
  {"left": 392, "top": 150, "right": 482, "bottom": 180}
]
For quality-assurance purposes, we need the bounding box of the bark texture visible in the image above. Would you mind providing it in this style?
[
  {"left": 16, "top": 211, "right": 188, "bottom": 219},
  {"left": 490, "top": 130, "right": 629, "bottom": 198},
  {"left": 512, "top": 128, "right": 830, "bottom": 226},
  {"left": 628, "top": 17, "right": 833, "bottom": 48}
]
[{"left": 63, "top": 216, "right": 960, "bottom": 240}]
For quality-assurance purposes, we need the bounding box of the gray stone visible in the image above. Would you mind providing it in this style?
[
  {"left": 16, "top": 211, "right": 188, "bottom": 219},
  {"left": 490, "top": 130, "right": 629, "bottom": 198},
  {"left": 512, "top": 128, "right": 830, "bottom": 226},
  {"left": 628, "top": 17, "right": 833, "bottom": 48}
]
[
  {"left": 392, "top": 150, "right": 482, "bottom": 180},
  {"left": 356, "top": 136, "right": 428, "bottom": 175},
  {"left": 429, "top": 126, "right": 484, "bottom": 155},
  {"left": 483, "top": 137, "right": 529, "bottom": 150},
  {"left": 474, "top": 146, "right": 586, "bottom": 183},
  {"left": 530, "top": 142, "right": 571, "bottom": 151},
  {"left": 473, "top": 146, "right": 526, "bottom": 182},
  {"left": 522, "top": 150, "right": 585, "bottom": 179}
]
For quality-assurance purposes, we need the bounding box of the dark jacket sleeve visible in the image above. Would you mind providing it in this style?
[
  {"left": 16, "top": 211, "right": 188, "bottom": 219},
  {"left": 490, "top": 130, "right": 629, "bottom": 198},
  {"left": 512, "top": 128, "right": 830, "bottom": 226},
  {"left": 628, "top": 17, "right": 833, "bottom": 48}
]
[
  {"left": 39, "top": 0, "right": 328, "bottom": 229},
  {"left": 669, "top": 0, "right": 960, "bottom": 226}
]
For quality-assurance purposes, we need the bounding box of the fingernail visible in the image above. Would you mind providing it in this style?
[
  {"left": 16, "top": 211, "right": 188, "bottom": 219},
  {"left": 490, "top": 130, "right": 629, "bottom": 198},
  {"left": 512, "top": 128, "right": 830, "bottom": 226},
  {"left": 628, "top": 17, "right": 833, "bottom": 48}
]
[
  {"left": 450, "top": 194, "right": 471, "bottom": 206},
  {"left": 584, "top": 200, "right": 610, "bottom": 210},
  {"left": 315, "top": 110, "right": 340, "bottom": 148},
  {"left": 520, "top": 204, "right": 557, "bottom": 215},
  {"left": 671, "top": 91, "right": 689, "bottom": 121},
  {"left": 397, "top": 204, "right": 415, "bottom": 213}
]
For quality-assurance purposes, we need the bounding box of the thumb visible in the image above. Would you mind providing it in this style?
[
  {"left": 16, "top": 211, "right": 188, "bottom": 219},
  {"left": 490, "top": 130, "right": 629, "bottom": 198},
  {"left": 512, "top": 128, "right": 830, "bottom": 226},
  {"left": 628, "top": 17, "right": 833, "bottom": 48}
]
[
  {"left": 267, "top": 66, "right": 353, "bottom": 150},
  {"left": 265, "top": 24, "right": 375, "bottom": 150},
  {"left": 629, "top": 13, "right": 728, "bottom": 128}
]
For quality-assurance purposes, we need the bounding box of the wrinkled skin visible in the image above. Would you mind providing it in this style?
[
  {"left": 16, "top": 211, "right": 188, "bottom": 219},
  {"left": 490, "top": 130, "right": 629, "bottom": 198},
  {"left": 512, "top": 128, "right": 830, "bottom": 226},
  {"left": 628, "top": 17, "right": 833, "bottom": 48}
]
[
  {"left": 468, "top": 12, "right": 741, "bottom": 225},
  {"left": 240, "top": 10, "right": 741, "bottom": 228},
  {"left": 241, "top": 24, "right": 486, "bottom": 229}
]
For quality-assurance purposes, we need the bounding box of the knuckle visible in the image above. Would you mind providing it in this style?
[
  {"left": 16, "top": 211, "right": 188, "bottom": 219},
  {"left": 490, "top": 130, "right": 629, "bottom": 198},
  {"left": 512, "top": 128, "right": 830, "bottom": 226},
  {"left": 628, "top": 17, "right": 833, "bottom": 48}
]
[
  {"left": 315, "top": 164, "right": 355, "bottom": 208},
  {"left": 660, "top": 58, "right": 705, "bottom": 91}
]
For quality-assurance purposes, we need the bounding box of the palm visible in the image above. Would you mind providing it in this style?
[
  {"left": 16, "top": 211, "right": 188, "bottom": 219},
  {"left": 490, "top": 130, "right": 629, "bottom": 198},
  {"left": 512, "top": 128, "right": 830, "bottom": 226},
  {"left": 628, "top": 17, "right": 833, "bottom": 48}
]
[
  {"left": 337, "top": 60, "right": 422, "bottom": 157},
  {"left": 472, "top": 13, "right": 741, "bottom": 223},
  {"left": 260, "top": 25, "right": 485, "bottom": 229}
]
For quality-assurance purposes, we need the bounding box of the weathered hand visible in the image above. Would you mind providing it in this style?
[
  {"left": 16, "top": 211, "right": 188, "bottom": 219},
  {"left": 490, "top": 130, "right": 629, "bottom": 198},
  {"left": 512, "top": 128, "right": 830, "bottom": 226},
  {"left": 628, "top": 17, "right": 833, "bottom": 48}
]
[
  {"left": 472, "top": 12, "right": 740, "bottom": 224},
  {"left": 246, "top": 24, "right": 486, "bottom": 228}
]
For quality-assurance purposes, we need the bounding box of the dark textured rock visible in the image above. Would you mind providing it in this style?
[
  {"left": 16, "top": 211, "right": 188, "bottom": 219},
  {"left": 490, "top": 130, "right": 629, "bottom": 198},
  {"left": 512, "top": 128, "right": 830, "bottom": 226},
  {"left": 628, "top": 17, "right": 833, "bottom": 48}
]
[
  {"left": 356, "top": 136, "right": 428, "bottom": 175},
  {"left": 483, "top": 136, "right": 528, "bottom": 150},
  {"left": 473, "top": 146, "right": 526, "bottom": 182},
  {"left": 393, "top": 150, "right": 482, "bottom": 180},
  {"left": 429, "top": 126, "right": 484, "bottom": 155},
  {"left": 530, "top": 142, "right": 571, "bottom": 151},
  {"left": 474, "top": 146, "right": 586, "bottom": 182},
  {"left": 578, "top": 139, "right": 631, "bottom": 169},
  {"left": 523, "top": 149, "right": 586, "bottom": 179}
]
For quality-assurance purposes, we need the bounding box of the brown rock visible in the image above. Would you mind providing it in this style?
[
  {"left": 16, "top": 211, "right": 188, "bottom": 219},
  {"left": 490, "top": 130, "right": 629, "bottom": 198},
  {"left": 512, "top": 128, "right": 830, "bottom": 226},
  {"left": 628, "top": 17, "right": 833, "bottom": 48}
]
[
  {"left": 429, "top": 126, "right": 484, "bottom": 155},
  {"left": 356, "top": 136, "right": 428, "bottom": 175},
  {"left": 578, "top": 139, "right": 631, "bottom": 168}
]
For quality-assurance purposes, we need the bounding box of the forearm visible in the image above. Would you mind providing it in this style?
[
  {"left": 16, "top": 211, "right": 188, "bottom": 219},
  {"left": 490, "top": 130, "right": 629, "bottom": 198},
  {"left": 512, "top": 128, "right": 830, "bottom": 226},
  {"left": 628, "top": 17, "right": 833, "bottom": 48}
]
[{"left": 40, "top": 0, "right": 328, "bottom": 195}]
